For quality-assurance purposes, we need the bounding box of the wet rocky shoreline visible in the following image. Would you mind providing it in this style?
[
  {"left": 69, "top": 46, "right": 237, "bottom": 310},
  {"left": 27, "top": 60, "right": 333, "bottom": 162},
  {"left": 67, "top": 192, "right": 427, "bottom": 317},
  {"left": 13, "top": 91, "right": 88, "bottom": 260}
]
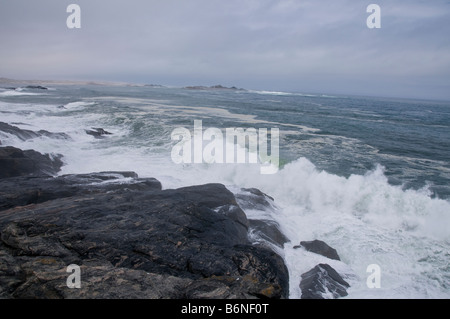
[{"left": 0, "top": 122, "right": 351, "bottom": 299}]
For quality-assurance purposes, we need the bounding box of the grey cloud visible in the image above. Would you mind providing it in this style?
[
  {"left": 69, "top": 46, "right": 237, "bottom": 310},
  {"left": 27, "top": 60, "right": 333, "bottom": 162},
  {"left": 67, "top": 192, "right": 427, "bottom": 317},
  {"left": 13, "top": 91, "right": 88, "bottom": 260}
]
[{"left": 0, "top": 0, "right": 449, "bottom": 99}]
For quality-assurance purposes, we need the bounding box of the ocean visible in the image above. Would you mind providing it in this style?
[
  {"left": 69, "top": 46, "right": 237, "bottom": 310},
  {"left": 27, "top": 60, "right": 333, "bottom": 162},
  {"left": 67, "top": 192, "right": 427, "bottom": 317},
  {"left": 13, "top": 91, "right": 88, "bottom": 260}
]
[{"left": 0, "top": 84, "right": 449, "bottom": 298}]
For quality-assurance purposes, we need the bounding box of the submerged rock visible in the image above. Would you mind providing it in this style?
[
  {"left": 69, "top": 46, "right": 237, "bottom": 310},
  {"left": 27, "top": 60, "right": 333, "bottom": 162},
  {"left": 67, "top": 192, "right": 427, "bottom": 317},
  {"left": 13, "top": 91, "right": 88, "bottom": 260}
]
[
  {"left": 0, "top": 122, "right": 70, "bottom": 141},
  {"left": 295, "top": 240, "right": 341, "bottom": 261},
  {"left": 24, "top": 85, "right": 48, "bottom": 90},
  {"left": 0, "top": 122, "right": 38, "bottom": 141},
  {"left": 299, "top": 264, "right": 350, "bottom": 299},
  {"left": 85, "top": 128, "right": 113, "bottom": 139}
]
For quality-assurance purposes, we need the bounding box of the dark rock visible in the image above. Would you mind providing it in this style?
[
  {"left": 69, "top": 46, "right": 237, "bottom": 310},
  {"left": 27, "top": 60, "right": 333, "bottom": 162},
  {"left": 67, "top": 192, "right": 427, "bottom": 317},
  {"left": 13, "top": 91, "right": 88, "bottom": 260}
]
[
  {"left": 0, "top": 122, "right": 40, "bottom": 141},
  {"left": 85, "top": 128, "right": 112, "bottom": 138},
  {"left": 235, "top": 188, "right": 289, "bottom": 249},
  {"left": 37, "top": 130, "right": 71, "bottom": 140},
  {"left": 25, "top": 86, "right": 48, "bottom": 90},
  {"left": 299, "top": 264, "right": 350, "bottom": 299},
  {"left": 0, "top": 176, "right": 289, "bottom": 299},
  {"left": 295, "top": 240, "right": 341, "bottom": 261},
  {"left": 0, "top": 146, "right": 63, "bottom": 179},
  {"left": 0, "top": 122, "right": 70, "bottom": 141},
  {"left": 143, "top": 84, "right": 165, "bottom": 88},
  {"left": 184, "top": 274, "right": 284, "bottom": 299},
  {"left": 248, "top": 219, "right": 290, "bottom": 249},
  {"left": 215, "top": 204, "right": 250, "bottom": 237},
  {"left": 1, "top": 258, "right": 192, "bottom": 299},
  {"left": 0, "top": 171, "right": 161, "bottom": 211},
  {"left": 235, "top": 188, "right": 275, "bottom": 212}
]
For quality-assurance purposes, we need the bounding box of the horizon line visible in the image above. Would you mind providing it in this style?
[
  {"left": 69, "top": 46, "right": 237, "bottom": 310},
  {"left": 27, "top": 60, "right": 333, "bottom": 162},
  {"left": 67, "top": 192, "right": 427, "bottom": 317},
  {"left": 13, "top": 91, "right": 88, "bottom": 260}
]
[{"left": 1, "top": 76, "right": 449, "bottom": 103}]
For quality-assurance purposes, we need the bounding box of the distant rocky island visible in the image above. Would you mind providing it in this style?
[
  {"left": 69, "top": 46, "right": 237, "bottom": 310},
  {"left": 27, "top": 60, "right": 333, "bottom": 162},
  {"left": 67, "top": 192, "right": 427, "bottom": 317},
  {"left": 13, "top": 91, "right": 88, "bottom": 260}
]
[
  {"left": 0, "top": 77, "right": 162, "bottom": 88},
  {"left": 0, "top": 78, "right": 249, "bottom": 92},
  {"left": 184, "top": 85, "right": 246, "bottom": 91}
]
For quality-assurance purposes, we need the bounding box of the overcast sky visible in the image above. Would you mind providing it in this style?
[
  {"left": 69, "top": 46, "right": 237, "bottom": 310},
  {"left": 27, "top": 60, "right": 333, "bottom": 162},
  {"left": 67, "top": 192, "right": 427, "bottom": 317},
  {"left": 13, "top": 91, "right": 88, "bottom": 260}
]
[{"left": 1, "top": 0, "right": 449, "bottom": 100}]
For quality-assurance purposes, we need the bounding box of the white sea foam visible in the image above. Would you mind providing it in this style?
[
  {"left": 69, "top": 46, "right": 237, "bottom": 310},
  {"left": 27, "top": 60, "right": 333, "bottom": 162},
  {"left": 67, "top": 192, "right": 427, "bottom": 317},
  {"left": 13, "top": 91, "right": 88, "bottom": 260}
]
[
  {"left": 63, "top": 101, "right": 97, "bottom": 110},
  {"left": 0, "top": 89, "right": 45, "bottom": 97},
  {"left": 251, "top": 90, "right": 295, "bottom": 96},
  {"left": 249, "top": 90, "right": 338, "bottom": 98},
  {"left": 225, "top": 160, "right": 450, "bottom": 298}
]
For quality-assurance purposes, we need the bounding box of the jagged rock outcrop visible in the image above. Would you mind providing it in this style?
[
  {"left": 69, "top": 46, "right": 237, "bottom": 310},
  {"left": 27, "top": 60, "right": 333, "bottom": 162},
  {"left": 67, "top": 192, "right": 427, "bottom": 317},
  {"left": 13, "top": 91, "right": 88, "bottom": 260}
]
[
  {"left": 299, "top": 264, "right": 350, "bottom": 299},
  {"left": 235, "top": 188, "right": 290, "bottom": 249},
  {"left": 0, "top": 171, "right": 289, "bottom": 299},
  {"left": 0, "top": 122, "right": 70, "bottom": 141},
  {"left": 296, "top": 240, "right": 350, "bottom": 299},
  {"left": 24, "top": 86, "right": 48, "bottom": 90},
  {"left": 295, "top": 240, "right": 341, "bottom": 261},
  {"left": 85, "top": 128, "right": 112, "bottom": 139},
  {"left": 0, "top": 146, "right": 63, "bottom": 179}
]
